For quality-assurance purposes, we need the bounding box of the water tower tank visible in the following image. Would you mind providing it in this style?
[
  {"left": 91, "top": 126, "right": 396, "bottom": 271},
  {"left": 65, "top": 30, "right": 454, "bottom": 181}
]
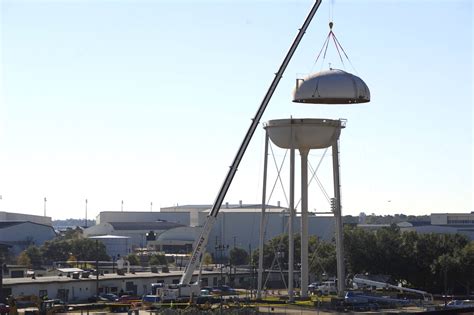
[
  {"left": 293, "top": 69, "right": 370, "bottom": 104},
  {"left": 264, "top": 118, "right": 344, "bottom": 150}
]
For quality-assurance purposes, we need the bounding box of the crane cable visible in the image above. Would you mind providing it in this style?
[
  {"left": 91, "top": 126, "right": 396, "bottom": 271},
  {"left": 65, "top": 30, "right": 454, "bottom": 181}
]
[{"left": 311, "top": 21, "right": 358, "bottom": 75}]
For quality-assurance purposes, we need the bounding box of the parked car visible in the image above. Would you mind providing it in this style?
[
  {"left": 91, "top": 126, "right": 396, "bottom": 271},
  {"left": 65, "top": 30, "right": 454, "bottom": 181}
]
[
  {"left": 0, "top": 303, "right": 10, "bottom": 315},
  {"left": 446, "top": 300, "right": 474, "bottom": 309},
  {"left": 215, "top": 285, "right": 236, "bottom": 295},
  {"left": 88, "top": 295, "right": 108, "bottom": 302},
  {"left": 308, "top": 282, "right": 321, "bottom": 293},
  {"left": 89, "top": 293, "right": 119, "bottom": 302},
  {"left": 100, "top": 293, "right": 119, "bottom": 302}
]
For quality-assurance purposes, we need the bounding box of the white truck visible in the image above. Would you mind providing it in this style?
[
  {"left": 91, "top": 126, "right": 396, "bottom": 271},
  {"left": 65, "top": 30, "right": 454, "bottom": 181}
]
[{"left": 314, "top": 281, "right": 338, "bottom": 296}]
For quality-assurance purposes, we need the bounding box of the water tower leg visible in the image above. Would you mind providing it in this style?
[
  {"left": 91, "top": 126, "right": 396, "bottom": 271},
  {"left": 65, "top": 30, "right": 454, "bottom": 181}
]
[
  {"left": 288, "top": 146, "right": 295, "bottom": 302},
  {"left": 257, "top": 131, "right": 269, "bottom": 299},
  {"left": 300, "top": 149, "right": 309, "bottom": 298},
  {"left": 332, "top": 140, "right": 345, "bottom": 297}
]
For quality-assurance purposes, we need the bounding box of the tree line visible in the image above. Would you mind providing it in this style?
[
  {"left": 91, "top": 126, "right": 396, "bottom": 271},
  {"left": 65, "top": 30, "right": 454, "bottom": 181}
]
[{"left": 233, "top": 225, "right": 473, "bottom": 295}]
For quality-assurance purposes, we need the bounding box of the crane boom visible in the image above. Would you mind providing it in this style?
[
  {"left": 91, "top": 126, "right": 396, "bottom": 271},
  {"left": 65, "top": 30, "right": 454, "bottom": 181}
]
[{"left": 179, "top": 0, "right": 323, "bottom": 285}]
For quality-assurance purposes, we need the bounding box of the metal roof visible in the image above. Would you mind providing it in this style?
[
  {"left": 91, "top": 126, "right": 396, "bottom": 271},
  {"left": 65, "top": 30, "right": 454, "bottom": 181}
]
[
  {"left": 88, "top": 235, "right": 131, "bottom": 239},
  {"left": 108, "top": 221, "right": 184, "bottom": 231},
  {"left": 0, "top": 221, "right": 55, "bottom": 230},
  {"left": 0, "top": 221, "right": 24, "bottom": 229}
]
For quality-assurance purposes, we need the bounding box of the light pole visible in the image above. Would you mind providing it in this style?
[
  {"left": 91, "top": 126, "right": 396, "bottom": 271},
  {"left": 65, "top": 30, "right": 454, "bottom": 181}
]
[
  {"left": 43, "top": 197, "right": 47, "bottom": 217},
  {"left": 215, "top": 243, "right": 228, "bottom": 285},
  {"left": 96, "top": 239, "right": 99, "bottom": 296},
  {"left": 85, "top": 199, "right": 88, "bottom": 228},
  {"left": 121, "top": 200, "right": 124, "bottom": 212},
  {"left": 150, "top": 202, "right": 153, "bottom": 212}
]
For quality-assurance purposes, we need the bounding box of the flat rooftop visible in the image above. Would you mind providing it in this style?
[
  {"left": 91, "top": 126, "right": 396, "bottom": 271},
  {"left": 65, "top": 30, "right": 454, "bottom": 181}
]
[{"left": 3, "top": 270, "right": 236, "bottom": 286}]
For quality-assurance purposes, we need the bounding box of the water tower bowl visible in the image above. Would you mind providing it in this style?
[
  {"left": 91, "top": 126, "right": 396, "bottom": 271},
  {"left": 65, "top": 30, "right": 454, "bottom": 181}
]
[{"left": 264, "top": 118, "right": 345, "bottom": 150}]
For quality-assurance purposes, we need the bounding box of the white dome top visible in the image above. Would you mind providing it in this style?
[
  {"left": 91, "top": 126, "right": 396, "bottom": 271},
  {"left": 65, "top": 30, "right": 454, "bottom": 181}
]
[{"left": 293, "top": 69, "right": 370, "bottom": 104}]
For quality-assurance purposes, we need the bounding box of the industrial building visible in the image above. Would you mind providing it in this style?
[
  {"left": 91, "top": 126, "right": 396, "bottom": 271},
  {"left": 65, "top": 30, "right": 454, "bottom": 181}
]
[
  {"left": 2, "top": 269, "right": 244, "bottom": 303},
  {"left": 84, "top": 221, "right": 185, "bottom": 249},
  {"left": 85, "top": 204, "right": 335, "bottom": 258},
  {"left": 402, "top": 212, "right": 474, "bottom": 240},
  {"left": 0, "top": 212, "right": 55, "bottom": 255},
  {"left": 357, "top": 212, "right": 474, "bottom": 240}
]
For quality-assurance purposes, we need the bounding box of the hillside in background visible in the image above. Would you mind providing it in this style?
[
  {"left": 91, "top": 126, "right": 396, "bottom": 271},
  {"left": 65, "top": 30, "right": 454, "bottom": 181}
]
[{"left": 53, "top": 219, "right": 95, "bottom": 229}]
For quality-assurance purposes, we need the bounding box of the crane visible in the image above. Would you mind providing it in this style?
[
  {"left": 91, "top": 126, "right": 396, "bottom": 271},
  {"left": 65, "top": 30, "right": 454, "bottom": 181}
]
[{"left": 179, "top": 0, "right": 324, "bottom": 288}]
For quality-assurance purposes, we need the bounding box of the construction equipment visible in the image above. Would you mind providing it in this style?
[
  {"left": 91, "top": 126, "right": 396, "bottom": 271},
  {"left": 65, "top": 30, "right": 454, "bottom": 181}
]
[
  {"left": 178, "top": 0, "right": 323, "bottom": 289},
  {"left": 352, "top": 275, "right": 433, "bottom": 302}
]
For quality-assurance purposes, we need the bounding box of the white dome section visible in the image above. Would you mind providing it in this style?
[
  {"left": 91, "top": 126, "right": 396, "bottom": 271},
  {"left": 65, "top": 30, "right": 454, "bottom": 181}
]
[
  {"left": 293, "top": 69, "right": 370, "bottom": 104},
  {"left": 264, "top": 118, "right": 344, "bottom": 150}
]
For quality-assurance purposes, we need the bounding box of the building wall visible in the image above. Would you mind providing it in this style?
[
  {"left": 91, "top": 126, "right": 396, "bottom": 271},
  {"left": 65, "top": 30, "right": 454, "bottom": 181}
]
[
  {"left": 431, "top": 213, "right": 474, "bottom": 225},
  {"left": 0, "top": 222, "right": 56, "bottom": 255},
  {"left": 93, "top": 209, "right": 335, "bottom": 256},
  {"left": 401, "top": 225, "right": 474, "bottom": 241},
  {"left": 197, "top": 211, "right": 335, "bottom": 257},
  {"left": 0, "top": 212, "right": 52, "bottom": 226},
  {"left": 431, "top": 214, "right": 448, "bottom": 225},
  {"left": 93, "top": 238, "right": 132, "bottom": 258},
  {"left": 96, "top": 212, "right": 190, "bottom": 226},
  {"left": 5, "top": 273, "right": 226, "bottom": 303}
]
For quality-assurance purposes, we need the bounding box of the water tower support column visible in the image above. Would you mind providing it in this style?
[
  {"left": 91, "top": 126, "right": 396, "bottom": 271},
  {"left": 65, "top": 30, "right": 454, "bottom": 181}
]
[
  {"left": 332, "top": 140, "right": 345, "bottom": 296},
  {"left": 288, "top": 146, "right": 295, "bottom": 302},
  {"left": 257, "top": 131, "right": 270, "bottom": 299},
  {"left": 300, "top": 148, "right": 309, "bottom": 297}
]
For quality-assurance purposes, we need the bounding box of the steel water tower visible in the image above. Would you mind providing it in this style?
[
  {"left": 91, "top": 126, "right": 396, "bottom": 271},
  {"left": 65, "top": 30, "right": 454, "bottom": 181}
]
[{"left": 256, "top": 69, "right": 370, "bottom": 300}]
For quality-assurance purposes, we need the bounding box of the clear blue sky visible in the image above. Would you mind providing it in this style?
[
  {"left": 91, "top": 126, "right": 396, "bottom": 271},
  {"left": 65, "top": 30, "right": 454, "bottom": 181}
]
[{"left": 0, "top": 0, "right": 472, "bottom": 220}]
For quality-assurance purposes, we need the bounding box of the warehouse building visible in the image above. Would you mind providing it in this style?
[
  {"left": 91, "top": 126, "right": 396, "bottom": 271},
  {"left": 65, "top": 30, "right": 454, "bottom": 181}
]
[
  {"left": 0, "top": 221, "right": 56, "bottom": 255},
  {"left": 87, "top": 203, "right": 336, "bottom": 257},
  {"left": 2, "top": 269, "right": 247, "bottom": 303}
]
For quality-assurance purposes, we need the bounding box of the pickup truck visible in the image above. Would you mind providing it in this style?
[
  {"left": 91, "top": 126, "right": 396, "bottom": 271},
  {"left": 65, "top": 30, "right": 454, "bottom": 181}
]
[{"left": 313, "top": 281, "right": 337, "bottom": 296}]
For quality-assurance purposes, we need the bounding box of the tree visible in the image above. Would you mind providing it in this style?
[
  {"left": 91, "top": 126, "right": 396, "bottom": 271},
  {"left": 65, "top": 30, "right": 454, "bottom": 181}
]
[
  {"left": 17, "top": 251, "right": 31, "bottom": 267},
  {"left": 203, "top": 252, "right": 213, "bottom": 266},
  {"left": 308, "top": 238, "right": 336, "bottom": 279},
  {"left": 40, "top": 238, "right": 109, "bottom": 265},
  {"left": 60, "top": 227, "right": 83, "bottom": 240},
  {"left": 456, "top": 241, "right": 474, "bottom": 294},
  {"left": 126, "top": 254, "right": 140, "bottom": 266},
  {"left": 70, "top": 239, "right": 109, "bottom": 261},
  {"left": 24, "top": 246, "right": 43, "bottom": 268},
  {"left": 229, "top": 247, "right": 249, "bottom": 266},
  {"left": 149, "top": 254, "right": 167, "bottom": 266},
  {"left": 41, "top": 240, "right": 71, "bottom": 264}
]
